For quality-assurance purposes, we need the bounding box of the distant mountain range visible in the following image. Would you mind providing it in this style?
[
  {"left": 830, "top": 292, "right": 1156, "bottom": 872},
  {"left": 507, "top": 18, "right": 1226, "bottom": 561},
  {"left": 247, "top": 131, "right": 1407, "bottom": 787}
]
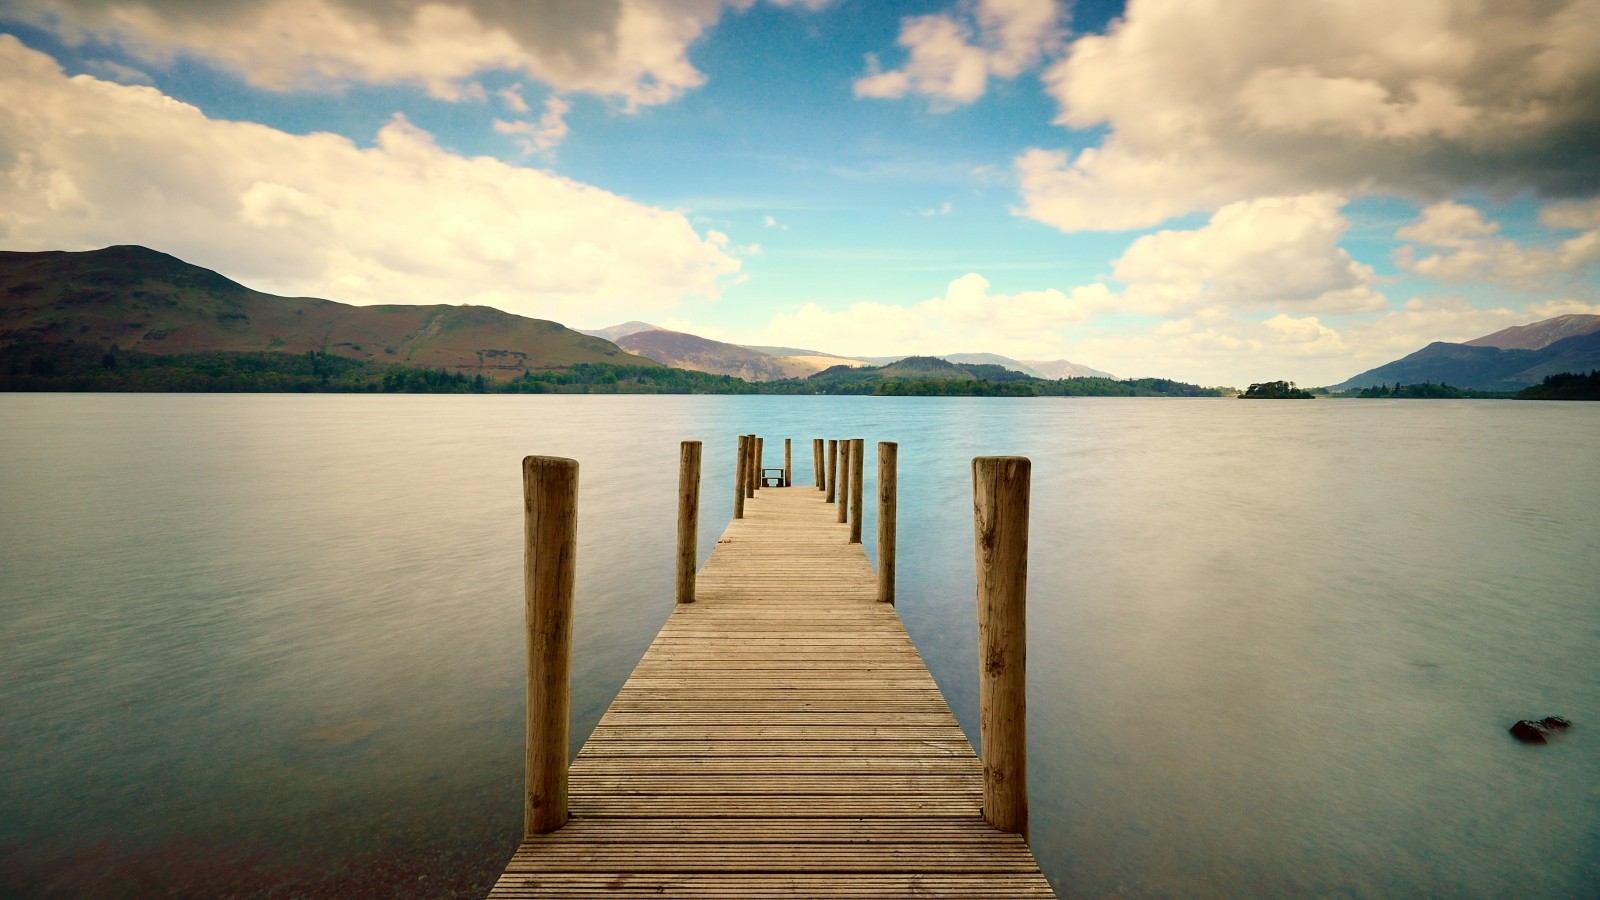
[
  {"left": 582, "top": 327, "right": 1116, "bottom": 382},
  {"left": 1, "top": 246, "right": 647, "bottom": 379},
  {"left": 1331, "top": 314, "right": 1600, "bottom": 391}
]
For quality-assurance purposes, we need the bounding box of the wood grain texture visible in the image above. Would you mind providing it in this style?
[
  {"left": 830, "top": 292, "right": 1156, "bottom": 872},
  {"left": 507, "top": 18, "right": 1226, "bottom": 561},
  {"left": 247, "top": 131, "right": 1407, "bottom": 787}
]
[
  {"left": 522, "top": 455, "right": 576, "bottom": 836},
  {"left": 491, "top": 482, "right": 1054, "bottom": 898},
  {"left": 676, "top": 441, "right": 700, "bottom": 604},
  {"left": 972, "top": 456, "right": 1030, "bottom": 839}
]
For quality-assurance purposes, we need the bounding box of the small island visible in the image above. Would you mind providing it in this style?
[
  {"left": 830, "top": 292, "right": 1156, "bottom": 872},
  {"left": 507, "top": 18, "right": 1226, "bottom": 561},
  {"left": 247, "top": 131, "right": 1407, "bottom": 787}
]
[{"left": 1239, "top": 380, "right": 1314, "bottom": 399}]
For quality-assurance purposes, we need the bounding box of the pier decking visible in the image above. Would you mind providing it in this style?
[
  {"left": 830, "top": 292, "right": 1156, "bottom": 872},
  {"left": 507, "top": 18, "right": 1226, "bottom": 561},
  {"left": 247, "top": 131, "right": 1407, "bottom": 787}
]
[{"left": 490, "top": 474, "right": 1055, "bottom": 897}]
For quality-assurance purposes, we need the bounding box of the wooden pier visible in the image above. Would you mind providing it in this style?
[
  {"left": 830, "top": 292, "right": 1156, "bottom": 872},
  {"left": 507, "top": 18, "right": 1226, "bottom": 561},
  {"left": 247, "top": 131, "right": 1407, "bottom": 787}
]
[{"left": 491, "top": 442, "right": 1054, "bottom": 898}]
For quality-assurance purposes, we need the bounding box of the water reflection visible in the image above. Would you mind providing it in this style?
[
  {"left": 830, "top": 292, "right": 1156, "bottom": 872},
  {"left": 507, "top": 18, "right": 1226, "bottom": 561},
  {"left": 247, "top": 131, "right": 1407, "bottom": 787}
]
[{"left": 2, "top": 395, "right": 1597, "bottom": 897}]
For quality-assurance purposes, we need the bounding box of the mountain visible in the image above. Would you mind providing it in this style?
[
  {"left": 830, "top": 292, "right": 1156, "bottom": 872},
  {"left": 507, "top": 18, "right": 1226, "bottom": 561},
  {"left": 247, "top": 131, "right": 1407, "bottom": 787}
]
[
  {"left": 1463, "top": 314, "right": 1600, "bottom": 350},
  {"left": 0, "top": 246, "right": 651, "bottom": 379},
  {"left": 877, "top": 355, "right": 977, "bottom": 380},
  {"left": 1330, "top": 315, "right": 1600, "bottom": 391},
  {"left": 1018, "top": 358, "right": 1118, "bottom": 380},
  {"left": 578, "top": 321, "right": 663, "bottom": 342},
  {"left": 615, "top": 329, "right": 813, "bottom": 381}
]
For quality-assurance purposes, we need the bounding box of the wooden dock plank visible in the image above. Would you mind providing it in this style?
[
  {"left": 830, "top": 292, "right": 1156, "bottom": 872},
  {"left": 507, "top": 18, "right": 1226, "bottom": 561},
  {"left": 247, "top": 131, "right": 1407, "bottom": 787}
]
[{"left": 490, "top": 483, "right": 1055, "bottom": 898}]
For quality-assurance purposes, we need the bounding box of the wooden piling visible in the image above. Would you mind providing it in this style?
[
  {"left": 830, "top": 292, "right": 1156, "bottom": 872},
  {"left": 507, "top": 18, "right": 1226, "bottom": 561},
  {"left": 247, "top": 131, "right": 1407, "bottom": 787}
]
[
  {"left": 837, "top": 439, "right": 850, "bottom": 524},
  {"left": 972, "top": 456, "right": 1030, "bottom": 840},
  {"left": 745, "top": 434, "right": 757, "bottom": 498},
  {"left": 877, "top": 441, "right": 897, "bottom": 604},
  {"left": 734, "top": 435, "right": 748, "bottom": 519},
  {"left": 522, "top": 455, "right": 577, "bottom": 836},
  {"left": 826, "top": 439, "right": 838, "bottom": 503},
  {"left": 755, "top": 437, "right": 765, "bottom": 491},
  {"left": 676, "top": 441, "right": 701, "bottom": 604},
  {"left": 849, "top": 438, "right": 865, "bottom": 543},
  {"left": 813, "top": 438, "right": 825, "bottom": 490},
  {"left": 784, "top": 438, "right": 792, "bottom": 487}
]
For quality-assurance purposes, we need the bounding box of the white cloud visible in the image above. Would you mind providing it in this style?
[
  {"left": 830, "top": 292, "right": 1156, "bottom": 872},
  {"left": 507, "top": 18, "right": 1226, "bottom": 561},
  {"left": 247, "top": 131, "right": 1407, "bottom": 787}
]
[
  {"left": 496, "top": 83, "right": 530, "bottom": 114},
  {"left": 1396, "top": 200, "right": 1600, "bottom": 287},
  {"left": 495, "top": 95, "right": 572, "bottom": 154},
  {"left": 1067, "top": 295, "right": 1548, "bottom": 388},
  {"left": 0, "top": 37, "right": 739, "bottom": 320},
  {"left": 764, "top": 271, "right": 1117, "bottom": 359},
  {"left": 854, "top": 0, "right": 1063, "bottom": 106},
  {"left": 2, "top": 0, "right": 826, "bottom": 108},
  {"left": 1113, "top": 194, "right": 1385, "bottom": 315},
  {"left": 760, "top": 214, "right": 788, "bottom": 231},
  {"left": 1020, "top": 0, "right": 1600, "bottom": 231}
]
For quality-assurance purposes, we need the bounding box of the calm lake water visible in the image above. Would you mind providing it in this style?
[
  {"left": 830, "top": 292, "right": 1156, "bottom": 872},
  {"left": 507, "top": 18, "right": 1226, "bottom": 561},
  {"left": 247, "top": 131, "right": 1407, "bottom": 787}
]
[{"left": 2, "top": 394, "right": 1598, "bottom": 898}]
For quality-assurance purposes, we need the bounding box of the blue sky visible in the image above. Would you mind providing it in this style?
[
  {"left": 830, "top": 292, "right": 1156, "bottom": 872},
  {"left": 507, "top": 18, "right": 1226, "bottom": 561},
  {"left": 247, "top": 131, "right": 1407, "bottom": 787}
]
[{"left": 1, "top": 0, "right": 1597, "bottom": 386}]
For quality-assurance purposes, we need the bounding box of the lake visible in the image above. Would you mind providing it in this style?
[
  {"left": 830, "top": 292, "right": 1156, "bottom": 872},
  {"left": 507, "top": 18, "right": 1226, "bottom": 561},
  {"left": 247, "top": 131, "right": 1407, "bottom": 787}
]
[{"left": 2, "top": 394, "right": 1597, "bottom": 897}]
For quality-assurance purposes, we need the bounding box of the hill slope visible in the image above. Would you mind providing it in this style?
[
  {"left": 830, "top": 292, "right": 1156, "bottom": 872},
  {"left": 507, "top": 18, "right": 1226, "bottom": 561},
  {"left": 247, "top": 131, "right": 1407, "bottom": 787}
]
[
  {"left": 1463, "top": 314, "right": 1600, "bottom": 350},
  {"left": 1331, "top": 324, "right": 1600, "bottom": 391},
  {"left": 615, "top": 329, "right": 812, "bottom": 381},
  {"left": 0, "top": 246, "right": 651, "bottom": 379}
]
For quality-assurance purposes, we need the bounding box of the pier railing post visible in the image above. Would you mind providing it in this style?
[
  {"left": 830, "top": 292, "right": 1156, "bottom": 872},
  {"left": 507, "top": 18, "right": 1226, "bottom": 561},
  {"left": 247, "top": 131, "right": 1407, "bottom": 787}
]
[
  {"left": 877, "top": 441, "right": 897, "bottom": 603},
  {"left": 734, "top": 435, "right": 748, "bottom": 519},
  {"left": 837, "top": 439, "right": 850, "bottom": 524},
  {"left": 745, "top": 434, "right": 756, "bottom": 498},
  {"left": 677, "top": 441, "right": 701, "bottom": 604},
  {"left": 755, "top": 437, "right": 764, "bottom": 491},
  {"left": 972, "top": 456, "right": 1030, "bottom": 840},
  {"left": 849, "top": 438, "right": 864, "bottom": 543},
  {"left": 813, "top": 439, "right": 824, "bottom": 490},
  {"left": 522, "top": 455, "right": 576, "bottom": 836},
  {"left": 826, "top": 439, "right": 838, "bottom": 503}
]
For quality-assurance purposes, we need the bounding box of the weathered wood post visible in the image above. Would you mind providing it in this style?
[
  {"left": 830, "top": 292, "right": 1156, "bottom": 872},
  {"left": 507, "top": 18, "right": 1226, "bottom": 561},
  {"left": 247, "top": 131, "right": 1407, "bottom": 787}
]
[
  {"left": 755, "top": 437, "right": 765, "bottom": 491},
  {"left": 522, "top": 455, "right": 576, "bottom": 836},
  {"left": 745, "top": 434, "right": 756, "bottom": 498},
  {"left": 826, "top": 439, "right": 838, "bottom": 503},
  {"left": 676, "top": 440, "right": 701, "bottom": 604},
  {"left": 813, "top": 439, "right": 825, "bottom": 490},
  {"left": 784, "top": 438, "right": 792, "bottom": 487},
  {"left": 837, "top": 439, "right": 850, "bottom": 524},
  {"left": 877, "top": 441, "right": 897, "bottom": 603},
  {"left": 849, "top": 438, "right": 865, "bottom": 543},
  {"left": 972, "top": 456, "right": 1030, "bottom": 840},
  {"left": 734, "top": 435, "right": 749, "bottom": 519}
]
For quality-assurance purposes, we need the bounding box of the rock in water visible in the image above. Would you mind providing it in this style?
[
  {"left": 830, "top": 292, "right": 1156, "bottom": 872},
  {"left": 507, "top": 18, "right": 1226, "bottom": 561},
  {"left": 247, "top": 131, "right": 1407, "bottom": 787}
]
[
  {"left": 1540, "top": 715, "right": 1572, "bottom": 731},
  {"left": 1510, "top": 720, "right": 1550, "bottom": 744}
]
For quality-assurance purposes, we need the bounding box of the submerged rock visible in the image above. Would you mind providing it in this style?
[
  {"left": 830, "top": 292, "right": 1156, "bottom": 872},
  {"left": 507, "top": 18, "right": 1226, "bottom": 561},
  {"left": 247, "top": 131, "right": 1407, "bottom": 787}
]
[
  {"left": 1540, "top": 716, "right": 1572, "bottom": 731},
  {"left": 1510, "top": 720, "right": 1550, "bottom": 744}
]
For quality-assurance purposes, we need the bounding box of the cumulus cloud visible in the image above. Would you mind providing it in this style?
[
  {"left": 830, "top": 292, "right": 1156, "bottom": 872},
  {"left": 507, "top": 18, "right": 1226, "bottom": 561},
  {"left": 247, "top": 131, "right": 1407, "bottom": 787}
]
[
  {"left": 1113, "top": 194, "right": 1385, "bottom": 315},
  {"left": 1020, "top": 0, "right": 1600, "bottom": 231},
  {"left": 0, "top": 37, "right": 738, "bottom": 319},
  {"left": 855, "top": 0, "right": 1063, "bottom": 105},
  {"left": 1067, "top": 295, "right": 1549, "bottom": 388},
  {"left": 1, "top": 0, "right": 824, "bottom": 108},
  {"left": 765, "top": 271, "right": 1117, "bottom": 359},
  {"left": 1395, "top": 199, "right": 1600, "bottom": 287}
]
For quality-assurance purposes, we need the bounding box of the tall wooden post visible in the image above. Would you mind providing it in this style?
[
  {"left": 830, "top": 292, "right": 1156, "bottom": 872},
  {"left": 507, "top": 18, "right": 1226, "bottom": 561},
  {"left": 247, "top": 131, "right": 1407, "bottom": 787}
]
[
  {"left": 849, "top": 438, "right": 864, "bottom": 543},
  {"left": 813, "top": 439, "right": 825, "bottom": 490},
  {"left": 877, "top": 442, "right": 897, "bottom": 603},
  {"left": 837, "top": 439, "right": 850, "bottom": 524},
  {"left": 755, "top": 437, "right": 765, "bottom": 491},
  {"left": 826, "top": 439, "right": 838, "bottom": 503},
  {"left": 784, "top": 438, "right": 792, "bottom": 487},
  {"left": 972, "top": 456, "right": 1030, "bottom": 840},
  {"left": 522, "top": 455, "right": 576, "bottom": 836},
  {"left": 734, "top": 435, "right": 748, "bottom": 519},
  {"left": 676, "top": 441, "right": 701, "bottom": 604},
  {"left": 745, "top": 434, "right": 756, "bottom": 498}
]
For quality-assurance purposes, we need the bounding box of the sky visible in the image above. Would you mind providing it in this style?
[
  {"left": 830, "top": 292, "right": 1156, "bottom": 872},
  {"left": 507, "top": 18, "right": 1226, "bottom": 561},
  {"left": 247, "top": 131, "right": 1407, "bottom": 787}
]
[{"left": 1, "top": 0, "right": 1598, "bottom": 387}]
